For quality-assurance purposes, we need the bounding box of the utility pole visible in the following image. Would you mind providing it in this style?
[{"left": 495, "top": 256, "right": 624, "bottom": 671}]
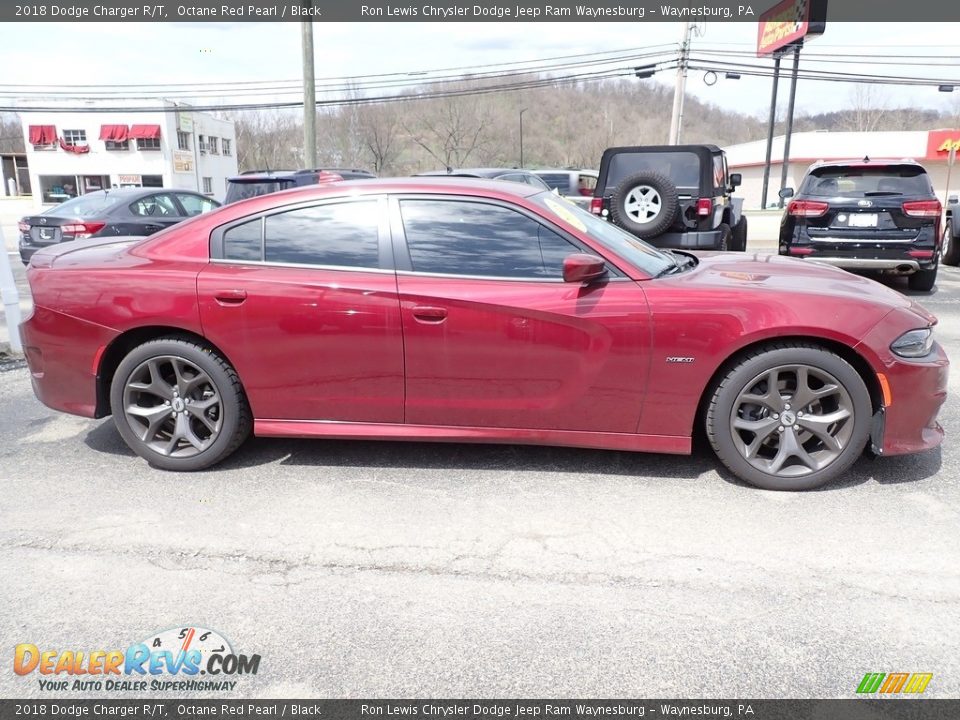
[
  {"left": 301, "top": 14, "right": 317, "bottom": 168},
  {"left": 668, "top": 21, "right": 692, "bottom": 145},
  {"left": 519, "top": 108, "right": 527, "bottom": 168}
]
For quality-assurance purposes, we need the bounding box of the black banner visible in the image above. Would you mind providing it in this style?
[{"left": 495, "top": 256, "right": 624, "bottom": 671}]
[
  {"left": 0, "top": 700, "right": 958, "bottom": 720},
  {"left": 3, "top": 0, "right": 960, "bottom": 23}
]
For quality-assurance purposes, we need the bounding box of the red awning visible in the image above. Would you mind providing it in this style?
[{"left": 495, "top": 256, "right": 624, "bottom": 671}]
[
  {"left": 59, "top": 137, "right": 91, "bottom": 154},
  {"left": 99, "top": 124, "right": 129, "bottom": 142},
  {"left": 128, "top": 124, "right": 161, "bottom": 140},
  {"left": 28, "top": 125, "right": 56, "bottom": 145}
]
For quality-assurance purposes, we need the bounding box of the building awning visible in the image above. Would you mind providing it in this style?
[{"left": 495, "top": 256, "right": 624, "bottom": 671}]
[
  {"left": 99, "top": 124, "right": 129, "bottom": 142},
  {"left": 28, "top": 125, "right": 56, "bottom": 145},
  {"left": 128, "top": 124, "right": 161, "bottom": 140}
]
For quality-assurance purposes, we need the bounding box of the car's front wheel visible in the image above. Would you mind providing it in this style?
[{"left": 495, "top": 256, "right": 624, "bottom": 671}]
[
  {"left": 110, "top": 338, "right": 252, "bottom": 471},
  {"left": 706, "top": 343, "right": 872, "bottom": 490}
]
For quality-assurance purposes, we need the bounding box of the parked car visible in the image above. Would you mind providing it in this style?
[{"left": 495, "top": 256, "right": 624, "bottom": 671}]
[
  {"left": 17, "top": 188, "right": 219, "bottom": 264},
  {"left": 224, "top": 168, "right": 375, "bottom": 204},
  {"left": 531, "top": 168, "right": 598, "bottom": 208},
  {"left": 21, "top": 179, "right": 947, "bottom": 491},
  {"left": 778, "top": 159, "right": 942, "bottom": 292},
  {"left": 591, "top": 145, "right": 747, "bottom": 251},
  {"left": 942, "top": 194, "right": 960, "bottom": 267},
  {"left": 416, "top": 167, "right": 552, "bottom": 190}
]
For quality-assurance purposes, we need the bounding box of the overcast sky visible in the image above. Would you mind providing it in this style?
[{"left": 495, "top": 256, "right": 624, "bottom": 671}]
[{"left": 2, "top": 22, "right": 959, "bottom": 120}]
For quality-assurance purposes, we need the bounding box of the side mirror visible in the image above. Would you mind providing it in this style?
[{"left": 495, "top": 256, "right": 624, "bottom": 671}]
[
  {"left": 949, "top": 195, "right": 958, "bottom": 205},
  {"left": 729, "top": 173, "right": 742, "bottom": 189},
  {"left": 779, "top": 187, "right": 795, "bottom": 199},
  {"left": 563, "top": 253, "right": 607, "bottom": 284}
]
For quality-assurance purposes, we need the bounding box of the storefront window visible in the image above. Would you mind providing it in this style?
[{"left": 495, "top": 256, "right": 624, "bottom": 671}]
[{"left": 39, "top": 175, "right": 79, "bottom": 204}]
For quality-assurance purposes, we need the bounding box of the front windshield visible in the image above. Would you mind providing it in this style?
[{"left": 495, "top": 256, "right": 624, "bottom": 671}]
[{"left": 530, "top": 191, "right": 675, "bottom": 277}]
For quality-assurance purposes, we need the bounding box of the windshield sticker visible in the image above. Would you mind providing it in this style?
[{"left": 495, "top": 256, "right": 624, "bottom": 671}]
[{"left": 543, "top": 197, "right": 587, "bottom": 233}]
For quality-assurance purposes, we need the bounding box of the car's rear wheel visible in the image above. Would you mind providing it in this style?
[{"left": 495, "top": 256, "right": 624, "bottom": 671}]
[
  {"left": 706, "top": 343, "right": 871, "bottom": 490},
  {"left": 941, "top": 224, "right": 960, "bottom": 266},
  {"left": 608, "top": 171, "right": 679, "bottom": 239},
  {"left": 908, "top": 256, "right": 938, "bottom": 292},
  {"left": 110, "top": 338, "right": 252, "bottom": 471},
  {"left": 731, "top": 216, "right": 748, "bottom": 251}
]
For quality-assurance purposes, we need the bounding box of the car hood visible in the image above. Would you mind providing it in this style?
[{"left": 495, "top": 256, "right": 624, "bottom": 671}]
[{"left": 678, "top": 251, "right": 934, "bottom": 323}]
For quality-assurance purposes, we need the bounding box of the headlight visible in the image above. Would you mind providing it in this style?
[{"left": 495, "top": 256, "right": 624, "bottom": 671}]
[{"left": 890, "top": 327, "right": 934, "bottom": 358}]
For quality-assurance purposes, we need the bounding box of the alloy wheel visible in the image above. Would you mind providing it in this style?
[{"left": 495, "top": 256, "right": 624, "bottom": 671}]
[
  {"left": 729, "top": 364, "right": 855, "bottom": 478},
  {"left": 122, "top": 355, "right": 223, "bottom": 458}
]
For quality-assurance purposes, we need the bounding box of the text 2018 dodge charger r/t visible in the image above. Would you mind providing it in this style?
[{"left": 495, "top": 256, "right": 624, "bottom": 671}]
[{"left": 20, "top": 179, "right": 948, "bottom": 491}]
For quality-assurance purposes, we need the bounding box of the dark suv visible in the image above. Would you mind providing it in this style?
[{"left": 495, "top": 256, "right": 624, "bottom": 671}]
[
  {"left": 778, "top": 159, "right": 942, "bottom": 292},
  {"left": 224, "top": 168, "right": 375, "bottom": 204},
  {"left": 591, "top": 145, "right": 746, "bottom": 251}
]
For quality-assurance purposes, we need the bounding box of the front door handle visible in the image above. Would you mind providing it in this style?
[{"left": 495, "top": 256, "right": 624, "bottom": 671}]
[
  {"left": 411, "top": 305, "right": 448, "bottom": 323},
  {"left": 214, "top": 289, "right": 247, "bottom": 306}
]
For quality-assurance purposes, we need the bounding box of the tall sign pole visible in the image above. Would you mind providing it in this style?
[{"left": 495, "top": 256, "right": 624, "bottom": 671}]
[
  {"left": 760, "top": 54, "right": 782, "bottom": 210},
  {"left": 301, "top": 12, "right": 317, "bottom": 169},
  {"left": 756, "top": 0, "right": 827, "bottom": 207},
  {"left": 778, "top": 45, "right": 802, "bottom": 208}
]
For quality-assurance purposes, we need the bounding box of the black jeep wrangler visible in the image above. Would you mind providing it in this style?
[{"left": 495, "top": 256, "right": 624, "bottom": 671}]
[{"left": 591, "top": 144, "right": 746, "bottom": 251}]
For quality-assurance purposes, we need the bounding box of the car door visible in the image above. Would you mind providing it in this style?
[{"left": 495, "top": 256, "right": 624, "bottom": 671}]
[
  {"left": 124, "top": 193, "right": 186, "bottom": 235},
  {"left": 390, "top": 195, "right": 650, "bottom": 433},
  {"left": 197, "top": 196, "right": 404, "bottom": 423}
]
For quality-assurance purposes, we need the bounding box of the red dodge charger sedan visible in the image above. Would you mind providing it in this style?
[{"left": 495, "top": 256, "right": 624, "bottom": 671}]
[{"left": 20, "top": 178, "right": 948, "bottom": 490}]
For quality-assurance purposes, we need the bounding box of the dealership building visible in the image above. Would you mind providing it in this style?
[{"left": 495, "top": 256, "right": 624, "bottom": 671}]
[
  {"left": 19, "top": 101, "right": 238, "bottom": 208},
  {"left": 725, "top": 129, "right": 960, "bottom": 209}
]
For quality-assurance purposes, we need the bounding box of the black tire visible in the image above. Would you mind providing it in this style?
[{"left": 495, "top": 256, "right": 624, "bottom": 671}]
[
  {"left": 716, "top": 223, "right": 731, "bottom": 251},
  {"left": 731, "top": 216, "right": 748, "bottom": 252},
  {"left": 705, "top": 343, "right": 872, "bottom": 491},
  {"left": 941, "top": 223, "right": 960, "bottom": 266},
  {"left": 110, "top": 337, "right": 252, "bottom": 471},
  {"left": 908, "top": 256, "right": 938, "bottom": 292},
  {"left": 608, "top": 171, "right": 679, "bottom": 239}
]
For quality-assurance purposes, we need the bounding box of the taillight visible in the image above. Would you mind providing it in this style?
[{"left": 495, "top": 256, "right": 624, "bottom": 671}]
[
  {"left": 589, "top": 198, "right": 603, "bottom": 215},
  {"left": 61, "top": 221, "right": 106, "bottom": 238},
  {"left": 788, "top": 247, "right": 815, "bottom": 256},
  {"left": 578, "top": 187, "right": 593, "bottom": 197},
  {"left": 788, "top": 200, "right": 829, "bottom": 217},
  {"left": 18, "top": 220, "right": 30, "bottom": 233},
  {"left": 696, "top": 198, "right": 713, "bottom": 217},
  {"left": 902, "top": 200, "right": 942, "bottom": 218}
]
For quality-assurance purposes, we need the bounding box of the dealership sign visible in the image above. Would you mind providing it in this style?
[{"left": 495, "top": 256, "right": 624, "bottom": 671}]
[
  {"left": 926, "top": 129, "right": 960, "bottom": 160},
  {"left": 757, "top": 0, "right": 827, "bottom": 56}
]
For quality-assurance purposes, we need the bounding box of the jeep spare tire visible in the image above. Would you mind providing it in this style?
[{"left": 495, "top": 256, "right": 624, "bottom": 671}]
[{"left": 609, "top": 171, "right": 679, "bottom": 239}]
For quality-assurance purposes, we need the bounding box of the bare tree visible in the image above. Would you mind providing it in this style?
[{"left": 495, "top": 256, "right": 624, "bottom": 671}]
[
  {"left": 840, "top": 85, "right": 889, "bottom": 132},
  {"left": 404, "top": 90, "right": 493, "bottom": 169},
  {"left": 356, "top": 103, "right": 402, "bottom": 173}
]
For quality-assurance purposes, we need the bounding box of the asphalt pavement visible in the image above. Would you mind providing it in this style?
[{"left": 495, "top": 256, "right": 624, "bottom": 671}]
[{"left": 0, "top": 240, "right": 958, "bottom": 700}]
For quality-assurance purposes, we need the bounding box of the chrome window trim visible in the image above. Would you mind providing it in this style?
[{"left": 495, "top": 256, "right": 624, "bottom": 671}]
[{"left": 208, "top": 257, "right": 396, "bottom": 275}]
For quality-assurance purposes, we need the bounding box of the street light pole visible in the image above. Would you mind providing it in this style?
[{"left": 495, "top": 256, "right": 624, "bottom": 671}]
[{"left": 519, "top": 108, "right": 527, "bottom": 168}]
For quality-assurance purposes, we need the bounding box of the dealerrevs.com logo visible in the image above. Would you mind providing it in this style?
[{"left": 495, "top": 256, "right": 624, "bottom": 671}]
[{"left": 14, "top": 626, "right": 261, "bottom": 692}]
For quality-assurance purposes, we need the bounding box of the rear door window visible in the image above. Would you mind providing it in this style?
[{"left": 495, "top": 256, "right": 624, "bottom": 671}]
[
  {"left": 263, "top": 201, "right": 381, "bottom": 268},
  {"left": 130, "top": 194, "right": 180, "bottom": 218},
  {"left": 175, "top": 193, "right": 219, "bottom": 217}
]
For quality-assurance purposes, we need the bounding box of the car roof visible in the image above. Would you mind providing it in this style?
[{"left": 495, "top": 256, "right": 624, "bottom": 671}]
[
  {"left": 228, "top": 177, "right": 546, "bottom": 204},
  {"left": 533, "top": 168, "right": 598, "bottom": 174},
  {"left": 416, "top": 168, "right": 535, "bottom": 178}
]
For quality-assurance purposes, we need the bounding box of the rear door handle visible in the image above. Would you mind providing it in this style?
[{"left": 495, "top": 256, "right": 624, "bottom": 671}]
[
  {"left": 411, "top": 305, "right": 448, "bottom": 323},
  {"left": 214, "top": 289, "right": 247, "bottom": 306}
]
